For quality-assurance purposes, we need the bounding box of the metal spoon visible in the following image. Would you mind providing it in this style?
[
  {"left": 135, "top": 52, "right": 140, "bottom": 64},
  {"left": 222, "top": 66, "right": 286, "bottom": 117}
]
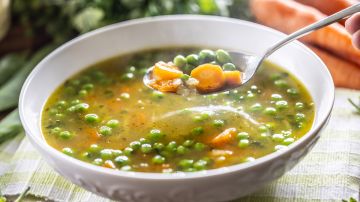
[{"left": 144, "top": 3, "right": 360, "bottom": 93}]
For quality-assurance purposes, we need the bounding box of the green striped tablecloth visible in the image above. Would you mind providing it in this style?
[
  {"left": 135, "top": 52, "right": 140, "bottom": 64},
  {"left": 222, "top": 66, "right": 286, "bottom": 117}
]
[{"left": 0, "top": 88, "right": 359, "bottom": 202}]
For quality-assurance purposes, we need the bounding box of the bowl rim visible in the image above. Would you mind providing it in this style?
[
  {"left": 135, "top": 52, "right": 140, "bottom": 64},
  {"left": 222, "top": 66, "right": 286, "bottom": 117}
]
[{"left": 19, "top": 14, "right": 335, "bottom": 180}]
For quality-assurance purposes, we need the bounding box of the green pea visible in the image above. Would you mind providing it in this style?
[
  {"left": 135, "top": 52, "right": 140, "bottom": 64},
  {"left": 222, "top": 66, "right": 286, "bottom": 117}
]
[
  {"left": 124, "top": 147, "right": 134, "bottom": 156},
  {"left": 283, "top": 137, "right": 295, "bottom": 145},
  {"left": 74, "top": 103, "right": 89, "bottom": 112},
  {"left": 213, "top": 119, "right": 225, "bottom": 127},
  {"left": 121, "top": 72, "right": 134, "bottom": 80},
  {"left": 152, "top": 91, "right": 164, "bottom": 99},
  {"left": 275, "top": 145, "right": 287, "bottom": 151},
  {"left": 154, "top": 142, "right": 165, "bottom": 150},
  {"left": 66, "top": 106, "right": 76, "bottom": 113},
  {"left": 129, "top": 141, "right": 141, "bottom": 150},
  {"left": 173, "top": 55, "right": 187, "bottom": 68},
  {"left": 258, "top": 125, "right": 268, "bottom": 133},
  {"left": 127, "top": 66, "right": 136, "bottom": 72},
  {"left": 100, "top": 149, "right": 113, "bottom": 159},
  {"left": 112, "top": 150, "right": 123, "bottom": 157},
  {"left": 92, "top": 158, "right": 103, "bottom": 166},
  {"left": 295, "top": 102, "right": 304, "bottom": 110},
  {"left": 89, "top": 144, "right": 101, "bottom": 153},
  {"left": 222, "top": 63, "right": 236, "bottom": 71},
  {"left": 180, "top": 74, "right": 190, "bottom": 80},
  {"left": 139, "top": 138, "right": 150, "bottom": 144},
  {"left": 250, "top": 85, "right": 258, "bottom": 92},
  {"left": 141, "top": 143, "right": 153, "bottom": 153},
  {"left": 148, "top": 129, "right": 164, "bottom": 141},
  {"left": 238, "top": 139, "right": 250, "bottom": 148},
  {"left": 82, "top": 83, "right": 94, "bottom": 91},
  {"left": 275, "top": 100, "right": 289, "bottom": 110},
  {"left": 272, "top": 134, "right": 285, "bottom": 142},
  {"left": 71, "top": 99, "right": 81, "bottom": 105},
  {"left": 193, "top": 159, "right": 208, "bottom": 170},
  {"left": 50, "top": 127, "right": 61, "bottom": 135},
  {"left": 263, "top": 107, "right": 277, "bottom": 116},
  {"left": 120, "top": 93, "right": 130, "bottom": 99},
  {"left": 62, "top": 147, "right": 74, "bottom": 156},
  {"left": 271, "top": 94, "right": 283, "bottom": 101},
  {"left": 178, "top": 159, "right": 194, "bottom": 168},
  {"left": 186, "top": 54, "right": 199, "bottom": 66},
  {"left": 246, "top": 93, "right": 255, "bottom": 99},
  {"left": 49, "top": 108, "right": 58, "bottom": 115},
  {"left": 183, "top": 168, "right": 197, "bottom": 172},
  {"left": 176, "top": 145, "right": 188, "bottom": 155},
  {"left": 121, "top": 165, "right": 132, "bottom": 171},
  {"left": 191, "top": 127, "right": 204, "bottom": 135},
  {"left": 270, "top": 73, "right": 281, "bottom": 81},
  {"left": 295, "top": 113, "right": 306, "bottom": 123},
  {"left": 199, "top": 49, "right": 216, "bottom": 63},
  {"left": 287, "top": 88, "right": 299, "bottom": 96},
  {"left": 56, "top": 100, "right": 67, "bottom": 109},
  {"left": 152, "top": 155, "right": 166, "bottom": 164},
  {"left": 249, "top": 103, "right": 263, "bottom": 112},
  {"left": 69, "top": 79, "right": 81, "bottom": 86},
  {"left": 85, "top": 114, "right": 100, "bottom": 123},
  {"left": 114, "top": 155, "right": 130, "bottom": 166},
  {"left": 99, "top": 126, "right": 112, "bottom": 136},
  {"left": 237, "top": 132, "right": 249, "bottom": 140},
  {"left": 81, "top": 152, "right": 91, "bottom": 159},
  {"left": 216, "top": 49, "right": 232, "bottom": 64},
  {"left": 59, "top": 131, "right": 72, "bottom": 140},
  {"left": 92, "top": 71, "right": 106, "bottom": 80},
  {"left": 166, "top": 141, "right": 177, "bottom": 152},
  {"left": 244, "top": 157, "right": 255, "bottom": 162},
  {"left": 55, "top": 113, "right": 65, "bottom": 119},
  {"left": 183, "top": 139, "right": 194, "bottom": 147},
  {"left": 194, "top": 142, "right": 205, "bottom": 151},
  {"left": 274, "top": 79, "right": 288, "bottom": 88},
  {"left": 106, "top": 119, "right": 120, "bottom": 128},
  {"left": 78, "top": 90, "right": 88, "bottom": 97}
]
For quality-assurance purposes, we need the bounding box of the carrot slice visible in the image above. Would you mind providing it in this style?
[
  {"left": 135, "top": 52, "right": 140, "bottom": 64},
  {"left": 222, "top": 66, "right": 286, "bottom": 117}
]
[
  {"left": 149, "top": 79, "right": 182, "bottom": 93},
  {"left": 190, "top": 63, "right": 225, "bottom": 92},
  {"left": 211, "top": 128, "right": 237, "bottom": 146},
  {"left": 224, "top": 70, "right": 243, "bottom": 86},
  {"left": 104, "top": 160, "right": 116, "bottom": 169},
  {"left": 152, "top": 61, "right": 183, "bottom": 81}
]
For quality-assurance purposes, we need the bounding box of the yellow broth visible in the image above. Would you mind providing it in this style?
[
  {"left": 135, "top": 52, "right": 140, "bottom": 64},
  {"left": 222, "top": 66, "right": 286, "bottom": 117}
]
[{"left": 42, "top": 48, "right": 314, "bottom": 173}]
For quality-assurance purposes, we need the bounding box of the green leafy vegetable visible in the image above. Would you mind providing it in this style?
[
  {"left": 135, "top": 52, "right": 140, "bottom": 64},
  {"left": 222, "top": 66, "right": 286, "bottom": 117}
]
[
  {"left": 0, "top": 44, "right": 57, "bottom": 112},
  {"left": 0, "top": 53, "right": 27, "bottom": 86},
  {"left": 0, "top": 109, "right": 23, "bottom": 144}
]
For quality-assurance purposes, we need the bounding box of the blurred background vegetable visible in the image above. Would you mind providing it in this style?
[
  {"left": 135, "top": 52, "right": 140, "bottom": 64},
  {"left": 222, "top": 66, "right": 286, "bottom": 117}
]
[{"left": 0, "top": 0, "right": 252, "bottom": 146}]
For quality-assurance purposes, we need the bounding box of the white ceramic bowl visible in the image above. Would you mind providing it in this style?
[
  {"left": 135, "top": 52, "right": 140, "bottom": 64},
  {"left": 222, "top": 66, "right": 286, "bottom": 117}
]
[{"left": 19, "top": 15, "right": 334, "bottom": 202}]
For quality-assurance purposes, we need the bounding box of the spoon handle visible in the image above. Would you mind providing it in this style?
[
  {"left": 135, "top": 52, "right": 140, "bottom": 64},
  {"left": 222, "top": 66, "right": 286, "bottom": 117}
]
[{"left": 263, "top": 3, "right": 360, "bottom": 59}]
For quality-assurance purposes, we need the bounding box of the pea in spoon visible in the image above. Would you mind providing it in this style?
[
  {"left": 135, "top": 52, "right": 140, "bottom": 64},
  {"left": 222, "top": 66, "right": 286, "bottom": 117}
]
[{"left": 144, "top": 3, "right": 360, "bottom": 94}]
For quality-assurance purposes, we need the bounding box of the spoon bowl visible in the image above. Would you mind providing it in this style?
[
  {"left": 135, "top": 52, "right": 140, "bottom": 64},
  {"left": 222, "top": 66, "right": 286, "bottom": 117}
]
[{"left": 144, "top": 3, "right": 360, "bottom": 94}]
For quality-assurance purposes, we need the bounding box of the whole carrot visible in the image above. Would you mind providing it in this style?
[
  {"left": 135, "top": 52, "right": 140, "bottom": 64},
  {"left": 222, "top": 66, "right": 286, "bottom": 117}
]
[
  {"left": 296, "top": 0, "right": 356, "bottom": 25},
  {"left": 309, "top": 45, "right": 360, "bottom": 89},
  {"left": 250, "top": 0, "right": 360, "bottom": 66}
]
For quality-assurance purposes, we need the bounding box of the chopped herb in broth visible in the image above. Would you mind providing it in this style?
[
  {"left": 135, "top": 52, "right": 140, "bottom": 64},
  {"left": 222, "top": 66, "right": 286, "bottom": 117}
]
[{"left": 42, "top": 48, "right": 314, "bottom": 173}]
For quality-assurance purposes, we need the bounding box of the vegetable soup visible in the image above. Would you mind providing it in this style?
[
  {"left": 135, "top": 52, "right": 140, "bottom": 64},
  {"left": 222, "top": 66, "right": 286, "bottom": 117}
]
[{"left": 42, "top": 48, "right": 314, "bottom": 173}]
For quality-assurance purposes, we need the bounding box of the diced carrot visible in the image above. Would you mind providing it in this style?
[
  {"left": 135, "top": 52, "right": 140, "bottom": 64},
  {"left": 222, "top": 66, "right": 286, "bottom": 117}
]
[
  {"left": 211, "top": 128, "right": 237, "bottom": 146},
  {"left": 149, "top": 79, "right": 182, "bottom": 93},
  {"left": 152, "top": 61, "right": 183, "bottom": 81},
  {"left": 190, "top": 63, "right": 225, "bottom": 93},
  {"left": 84, "top": 127, "right": 100, "bottom": 142},
  {"left": 224, "top": 70, "right": 243, "bottom": 86},
  {"left": 103, "top": 160, "right": 116, "bottom": 169}
]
